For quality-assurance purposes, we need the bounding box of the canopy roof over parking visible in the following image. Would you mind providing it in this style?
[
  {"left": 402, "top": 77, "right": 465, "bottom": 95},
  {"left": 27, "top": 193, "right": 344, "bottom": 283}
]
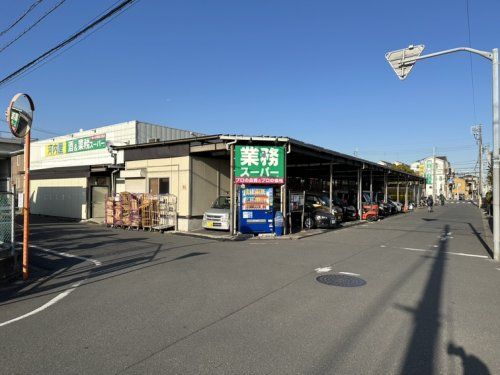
[{"left": 116, "top": 134, "right": 423, "bottom": 183}]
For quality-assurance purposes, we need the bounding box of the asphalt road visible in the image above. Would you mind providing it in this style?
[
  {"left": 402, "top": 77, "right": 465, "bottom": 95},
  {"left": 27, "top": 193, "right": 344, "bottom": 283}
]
[{"left": 1, "top": 203, "right": 499, "bottom": 374}]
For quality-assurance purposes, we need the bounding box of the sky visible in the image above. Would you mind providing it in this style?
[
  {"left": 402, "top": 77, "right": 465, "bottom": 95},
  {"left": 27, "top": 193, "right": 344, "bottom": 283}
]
[{"left": 0, "top": 0, "right": 499, "bottom": 174}]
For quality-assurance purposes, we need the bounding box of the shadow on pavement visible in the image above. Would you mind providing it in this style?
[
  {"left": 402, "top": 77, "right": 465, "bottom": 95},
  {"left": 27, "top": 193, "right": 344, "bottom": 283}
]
[
  {"left": 397, "top": 225, "right": 449, "bottom": 374},
  {"left": 467, "top": 223, "right": 493, "bottom": 259},
  {"left": 0, "top": 241, "right": 214, "bottom": 307},
  {"left": 397, "top": 224, "right": 490, "bottom": 374},
  {"left": 448, "top": 342, "right": 491, "bottom": 375}
]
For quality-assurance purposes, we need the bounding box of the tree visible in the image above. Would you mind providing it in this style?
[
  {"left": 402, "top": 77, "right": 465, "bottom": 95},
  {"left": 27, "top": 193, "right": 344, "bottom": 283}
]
[{"left": 393, "top": 164, "right": 415, "bottom": 174}]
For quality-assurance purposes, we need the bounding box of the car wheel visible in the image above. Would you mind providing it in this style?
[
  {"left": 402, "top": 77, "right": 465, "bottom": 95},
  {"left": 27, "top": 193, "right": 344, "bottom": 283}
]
[{"left": 304, "top": 217, "right": 315, "bottom": 229}]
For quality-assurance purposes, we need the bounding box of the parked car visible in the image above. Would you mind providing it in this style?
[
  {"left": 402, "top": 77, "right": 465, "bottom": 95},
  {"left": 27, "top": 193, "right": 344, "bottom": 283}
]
[
  {"left": 388, "top": 199, "right": 403, "bottom": 213},
  {"left": 202, "top": 196, "right": 230, "bottom": 230},
  {"left": 329, "top": 195, "right": 358, "bottom": 221},
  {"left": 306, "top": 194, "right": 344, "bottom": 224},
  {"left": 303, "top": 202, "right": 337, "bottom": 229},
  {"left": 306, "top": 193, "right": 343, "bottom": 223},
  {"left": 332, "top": 193, "right": 358, "bottom": 221}
]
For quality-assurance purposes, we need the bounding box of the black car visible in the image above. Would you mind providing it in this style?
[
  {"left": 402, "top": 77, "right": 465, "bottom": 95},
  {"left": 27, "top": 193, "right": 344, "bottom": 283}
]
[
  {"left": 377, "top": 201, "right": 392, "bottom": 217},
  {"left": 303, "top": 202, "right": 337, "bottom": 229},
  {"left": 330, "top": 195, "right": 358, "bottom": 221}
]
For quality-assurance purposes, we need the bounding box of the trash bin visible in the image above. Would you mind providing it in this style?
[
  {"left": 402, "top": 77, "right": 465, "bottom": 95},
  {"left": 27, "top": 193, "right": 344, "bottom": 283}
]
[{"left": 274, "top": 211, "right": 284, "bottom": 236}]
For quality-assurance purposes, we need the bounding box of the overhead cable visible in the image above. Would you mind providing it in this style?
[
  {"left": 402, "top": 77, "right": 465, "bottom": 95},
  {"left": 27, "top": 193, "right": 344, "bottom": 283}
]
[
  {"left": 0, "top": 0, "right": 138, "bottom": 88},
  {"left": 0, "top": 0, "right": 45, "bottom": 37},
  {"left": 0, "top": 0, "right": 67, "bottom": 55}
]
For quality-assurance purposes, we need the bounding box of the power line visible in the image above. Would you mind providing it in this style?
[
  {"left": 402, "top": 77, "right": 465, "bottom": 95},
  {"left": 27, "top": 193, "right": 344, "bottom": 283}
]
[
  {"left": 0, "top": 0, "right": 46, "bottom": 37},
  {"left": 0, "top": 118, "right": 61, "bottom": 136},
  {"left": 0, "top": 0, "right": 131, "bottom": 89},
  {"left": 0, "top": 0, "right": 67, "bottom": 55},
  {"left": 465, "top": 0, "right": 477, "bottom": 122},
  {"left": 0, "top": 0, "right": 139, "bottom": 88}
]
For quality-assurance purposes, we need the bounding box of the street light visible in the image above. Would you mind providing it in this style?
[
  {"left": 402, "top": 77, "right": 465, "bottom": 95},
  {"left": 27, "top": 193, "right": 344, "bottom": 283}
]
[{"left": 385, "top": 45, "right": 499, "bottom": 261}]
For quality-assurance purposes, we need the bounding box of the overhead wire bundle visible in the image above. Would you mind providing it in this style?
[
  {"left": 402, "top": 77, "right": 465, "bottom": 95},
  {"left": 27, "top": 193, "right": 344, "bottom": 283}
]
[{"left": 0, "top": 0, "right": 139, "bottom": 88}]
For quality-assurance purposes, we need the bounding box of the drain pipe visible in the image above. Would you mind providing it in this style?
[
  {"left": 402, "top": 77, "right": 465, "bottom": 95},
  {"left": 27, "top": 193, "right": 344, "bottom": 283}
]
[{"left": 111, "top": 168, "right": 120, "bottom": 195}]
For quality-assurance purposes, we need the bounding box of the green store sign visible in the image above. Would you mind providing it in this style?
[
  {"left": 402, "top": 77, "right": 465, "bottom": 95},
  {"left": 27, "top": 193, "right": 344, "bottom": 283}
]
[
  {"left": 45, "top": 134, "right": 107, "bottom": 157},
  {"left": 234, "top": 145, "right": 285, "bottom": 184}
]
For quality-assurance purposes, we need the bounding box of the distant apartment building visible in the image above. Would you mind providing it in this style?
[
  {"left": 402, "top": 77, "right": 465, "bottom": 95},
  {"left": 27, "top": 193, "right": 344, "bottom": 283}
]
[{"left": 411, "top": 156, "right": 451, "bottom": 198}]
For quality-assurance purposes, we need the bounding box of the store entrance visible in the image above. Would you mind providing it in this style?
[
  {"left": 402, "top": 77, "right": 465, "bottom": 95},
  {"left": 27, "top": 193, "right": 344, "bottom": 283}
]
[{"left": 91, "top": 186, "right": 108, "bottom": 218}]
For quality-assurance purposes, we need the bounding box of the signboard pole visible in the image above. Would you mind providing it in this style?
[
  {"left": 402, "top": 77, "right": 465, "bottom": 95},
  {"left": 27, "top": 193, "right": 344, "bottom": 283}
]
[
  {"left": 22, "top": 133, "right": 30, "bottom": 280},
  {"left": 229, "top": 144, "right": 235, "bottom": 236}
]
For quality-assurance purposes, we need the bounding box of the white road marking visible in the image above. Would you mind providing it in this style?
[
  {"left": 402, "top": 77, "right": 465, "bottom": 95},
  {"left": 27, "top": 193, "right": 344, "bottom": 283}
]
[
  {"left": 29, "top": 244, "right": 102, "bottom": 267},
  {"left": 315, "top": 266, "right": 332, "bottom": 273},
  {"left": 401, "top": 247, "right": 429, "bottom": 253},
  {"left": 0, "top": 281, "right": 81, "bottom": 328},
  {"left": 338, "top": 272, "right": 360, "bottom": 276},
  {"left": 394, "top": 246, "right": 488, "bottom": 259},
  {"left": 0, "top": 244, "right": 102, "bottom": 329},
  {"left": 451, "top": 252, "right": 488, "bottom": 258},
  {"left": 380, "top": 245, "right": 387, "bottom": 248}
]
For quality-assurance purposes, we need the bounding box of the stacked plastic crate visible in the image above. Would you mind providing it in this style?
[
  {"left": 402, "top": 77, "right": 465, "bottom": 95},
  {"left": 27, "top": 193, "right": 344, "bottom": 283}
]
[
  {"left": 105, "top": 196, "right": 114, "bottom": 226},
  {"left": 130, "top": 194, "right": 141, "bottom": 229},
  {"left": 141, "top": 194, "right": 152, "bottom": 230},
  {"left": 121, "top": 192, "right": 132, "bottom": 227},
  {"left": 113, "top": 194, "right": 123, "bottom": 227}
]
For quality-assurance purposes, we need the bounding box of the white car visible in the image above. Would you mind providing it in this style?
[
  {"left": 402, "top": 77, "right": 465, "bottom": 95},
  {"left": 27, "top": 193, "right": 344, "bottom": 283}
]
[
  {"left": 388, "top": 199, "right": 403, "bottom": 212},
  {"left": 202, "top": 196, "right": 231, "bottom": 230}
]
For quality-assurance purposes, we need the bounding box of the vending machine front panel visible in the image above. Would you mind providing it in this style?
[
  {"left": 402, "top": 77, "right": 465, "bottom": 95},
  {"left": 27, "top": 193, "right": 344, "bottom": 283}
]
[{"left": 239, "top": 186, "right": 274, "bottom": 234}]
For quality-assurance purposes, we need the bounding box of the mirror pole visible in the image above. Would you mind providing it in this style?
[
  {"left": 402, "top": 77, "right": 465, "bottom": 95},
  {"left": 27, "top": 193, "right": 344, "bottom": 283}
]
[{"left": 22, "top": 133, "right": 30, "bottom": 280}]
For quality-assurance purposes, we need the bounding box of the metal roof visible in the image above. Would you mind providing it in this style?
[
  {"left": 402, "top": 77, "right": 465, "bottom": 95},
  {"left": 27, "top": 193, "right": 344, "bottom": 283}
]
[{"left": 113, "top": 133, "right": 424, "bottom": 181}]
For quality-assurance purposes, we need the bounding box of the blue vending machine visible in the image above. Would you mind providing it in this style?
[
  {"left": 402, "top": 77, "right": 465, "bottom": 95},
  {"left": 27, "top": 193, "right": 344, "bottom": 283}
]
[{"left": 239, "top": 186, "right": 274, "bottom": 234}]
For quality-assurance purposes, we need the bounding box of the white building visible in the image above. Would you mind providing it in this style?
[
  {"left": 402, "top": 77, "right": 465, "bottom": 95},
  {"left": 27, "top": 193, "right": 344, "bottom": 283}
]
[
  {"left": 26, "top": 120, "right": 202, "bottom": 220},
  {"left": 411, "top": 156, "right": 451, "bottom": 198}
]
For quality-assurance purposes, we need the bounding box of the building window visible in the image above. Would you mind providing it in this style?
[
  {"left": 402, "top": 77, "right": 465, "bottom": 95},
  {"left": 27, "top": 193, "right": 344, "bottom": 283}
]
[{"left": 149, "top": 178, "right": 169, "bottom": 195}]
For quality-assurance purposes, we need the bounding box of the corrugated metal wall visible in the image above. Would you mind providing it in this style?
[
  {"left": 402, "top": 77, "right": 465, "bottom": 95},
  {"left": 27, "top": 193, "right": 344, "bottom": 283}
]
[{"left": 136, "top": 122, "right": 204, "bottom": 144}]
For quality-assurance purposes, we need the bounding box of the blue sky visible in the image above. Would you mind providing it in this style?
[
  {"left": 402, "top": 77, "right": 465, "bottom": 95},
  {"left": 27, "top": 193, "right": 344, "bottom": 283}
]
[{"left": 0, "top": 0, "right": 498, "bottom": 173}]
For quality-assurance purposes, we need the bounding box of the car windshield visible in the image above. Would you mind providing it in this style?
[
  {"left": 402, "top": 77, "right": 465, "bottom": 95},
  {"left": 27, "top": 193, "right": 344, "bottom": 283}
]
[{"left": 211, "top": 196, "right": 230, "bottom": 209}]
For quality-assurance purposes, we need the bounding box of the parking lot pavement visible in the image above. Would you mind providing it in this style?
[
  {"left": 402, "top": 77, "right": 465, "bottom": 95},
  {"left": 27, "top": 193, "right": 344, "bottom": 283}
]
[{"left": 1, "top": 205, "right": 499, "bottom": 374}]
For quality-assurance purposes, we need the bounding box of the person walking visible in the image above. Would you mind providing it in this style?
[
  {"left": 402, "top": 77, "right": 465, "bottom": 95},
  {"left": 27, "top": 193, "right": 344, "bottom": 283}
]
[{"left": 427, "top": 195, "right": 434, "bottom": 212}]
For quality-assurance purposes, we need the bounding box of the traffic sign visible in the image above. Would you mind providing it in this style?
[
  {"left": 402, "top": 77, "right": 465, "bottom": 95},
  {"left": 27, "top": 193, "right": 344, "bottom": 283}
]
[{"left": 385, "top": 45, "right": 425, "bottom": 80}]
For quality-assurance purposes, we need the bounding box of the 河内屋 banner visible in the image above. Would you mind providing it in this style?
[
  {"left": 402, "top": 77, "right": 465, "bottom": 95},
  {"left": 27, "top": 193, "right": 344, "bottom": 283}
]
[
  {"left": 45, "top": 134, "right": 107, "bottom": 157},
  {"left": 234, "top": 145, "right": 285, "bottom": 184}
]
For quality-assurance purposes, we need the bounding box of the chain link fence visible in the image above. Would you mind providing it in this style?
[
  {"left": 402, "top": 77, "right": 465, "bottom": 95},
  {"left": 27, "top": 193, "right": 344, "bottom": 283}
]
[{"left": 0, "top": 191, "right": 15, "bottom": 254}]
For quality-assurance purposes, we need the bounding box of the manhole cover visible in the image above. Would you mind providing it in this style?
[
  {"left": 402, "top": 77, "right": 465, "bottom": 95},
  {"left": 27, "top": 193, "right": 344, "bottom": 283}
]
[{"left": 316, "top": 274, "right": 366, "bottom": 287}]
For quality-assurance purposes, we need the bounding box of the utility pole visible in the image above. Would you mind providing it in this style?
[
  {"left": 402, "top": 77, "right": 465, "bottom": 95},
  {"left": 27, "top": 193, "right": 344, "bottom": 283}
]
[
  {"left": 433, "top": 146, "right": 437, "bottom": 202},
  {"left": 472, "top": 125, "right": 483, "bottom": 205}
]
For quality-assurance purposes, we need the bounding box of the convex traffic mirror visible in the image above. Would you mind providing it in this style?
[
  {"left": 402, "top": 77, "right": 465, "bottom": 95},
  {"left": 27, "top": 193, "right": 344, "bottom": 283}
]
[{"left": 6, "top": 93, "right": 34, "bottom": 138}]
